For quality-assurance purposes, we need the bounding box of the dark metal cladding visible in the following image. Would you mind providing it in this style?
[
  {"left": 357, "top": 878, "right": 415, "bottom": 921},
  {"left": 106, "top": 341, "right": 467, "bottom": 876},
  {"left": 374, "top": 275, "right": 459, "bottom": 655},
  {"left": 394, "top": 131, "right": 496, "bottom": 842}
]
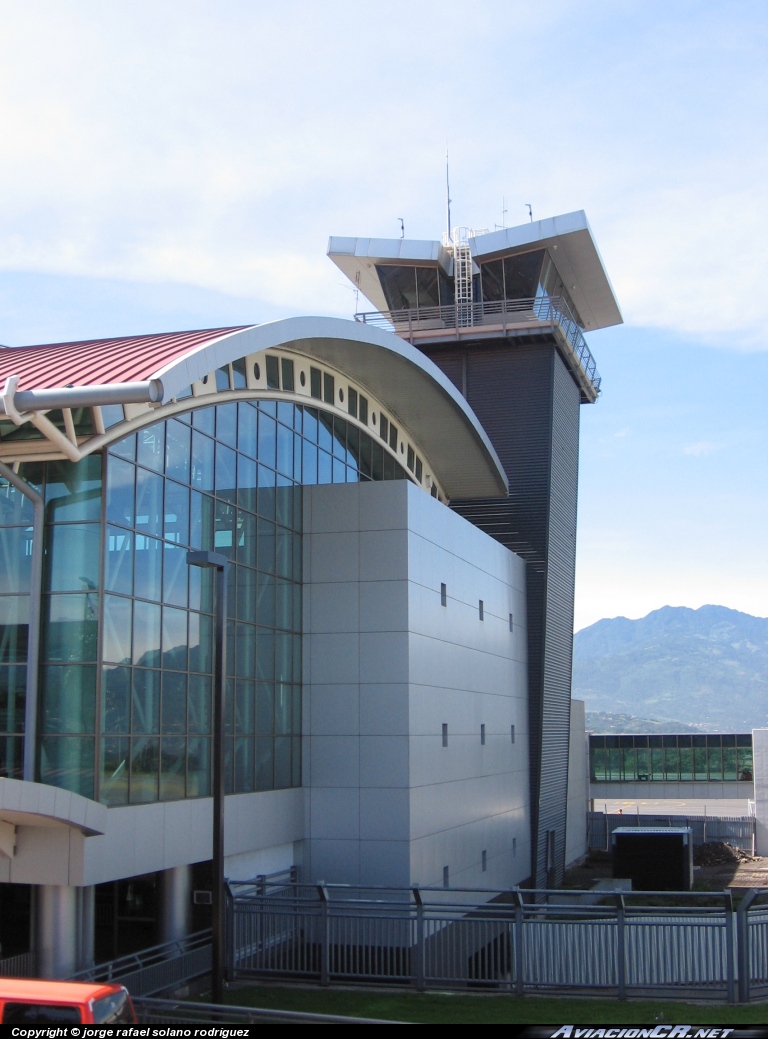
[{"left": 419, "top": 338, "right": 581, "bottom": 889}]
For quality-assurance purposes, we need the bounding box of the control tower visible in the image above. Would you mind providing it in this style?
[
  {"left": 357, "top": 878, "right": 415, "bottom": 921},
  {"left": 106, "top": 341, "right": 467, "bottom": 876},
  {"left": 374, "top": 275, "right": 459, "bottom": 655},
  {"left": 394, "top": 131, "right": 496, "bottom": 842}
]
[{"left": 329, "top": 211, "right": 622, "bottom": 886}]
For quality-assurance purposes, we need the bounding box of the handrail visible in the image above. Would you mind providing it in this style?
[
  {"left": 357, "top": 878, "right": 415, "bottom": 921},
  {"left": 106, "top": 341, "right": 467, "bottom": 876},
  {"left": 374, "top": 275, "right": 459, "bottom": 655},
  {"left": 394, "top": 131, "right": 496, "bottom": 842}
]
[
  {"left": 68, "top": 928, "right": 212, "bottom": 983},
  {"left": 355, "top": 295, "right": 601, "bottom": 398},
  {"left": 229, "top": 880, "right": 732, "bottom": 912}
]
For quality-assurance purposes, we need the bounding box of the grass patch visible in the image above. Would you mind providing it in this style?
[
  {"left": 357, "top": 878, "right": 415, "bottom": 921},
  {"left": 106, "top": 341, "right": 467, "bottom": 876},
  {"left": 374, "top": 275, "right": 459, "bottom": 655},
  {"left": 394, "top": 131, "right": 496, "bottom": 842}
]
[{"left": 224, "top": 984, "right": 768, "bottom": 1024}]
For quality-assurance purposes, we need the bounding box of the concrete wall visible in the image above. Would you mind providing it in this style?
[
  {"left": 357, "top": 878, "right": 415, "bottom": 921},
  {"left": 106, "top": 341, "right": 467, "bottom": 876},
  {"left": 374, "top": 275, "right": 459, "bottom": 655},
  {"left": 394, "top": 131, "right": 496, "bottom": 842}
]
[
  {"left": 753, "top": 728, "right": 768, "bottom": 855},
  {"left": 303, "top": 480, "right": 530, "bottom": 890},
  {"left": 590, "top": 781, "right": 753, "bottom": 802},
  {"left": 0, "top": 786, "right": 304, "bottom": 887},
  {"left": 565, "top": 699, "right": 588, "bottom": 866}
]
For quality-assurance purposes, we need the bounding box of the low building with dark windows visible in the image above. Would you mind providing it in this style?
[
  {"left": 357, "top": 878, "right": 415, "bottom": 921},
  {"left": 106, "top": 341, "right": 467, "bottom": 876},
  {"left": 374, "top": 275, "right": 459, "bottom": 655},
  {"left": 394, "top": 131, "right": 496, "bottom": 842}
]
[
  {"left": 0, "top": 211, "right": 621, "bottom": 975},
  {"left": 589, "top": 732, "right": 755, "bottom": 799}
]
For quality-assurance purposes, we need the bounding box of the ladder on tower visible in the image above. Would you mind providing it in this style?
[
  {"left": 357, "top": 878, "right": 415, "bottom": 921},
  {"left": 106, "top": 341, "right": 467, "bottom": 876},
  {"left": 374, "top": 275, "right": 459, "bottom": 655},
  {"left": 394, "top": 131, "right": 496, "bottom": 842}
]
[{"left": 452, "top": 228, "right": 474, "bottom": 327}]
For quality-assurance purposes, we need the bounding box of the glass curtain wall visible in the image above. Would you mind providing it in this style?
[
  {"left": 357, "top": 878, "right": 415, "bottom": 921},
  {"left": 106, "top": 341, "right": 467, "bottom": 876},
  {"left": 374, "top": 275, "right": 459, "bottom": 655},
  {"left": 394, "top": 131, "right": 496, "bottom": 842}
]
[
  {"left": 22, "top": 395, "right": 408, "bottom": 804},
  {"left": 375, "top": 266, "right": 442, "bottom": 312},
  {"left": 39, "top": 457, "right": 102, "bottom": 797},
  {"left": 0, "top": 475, "right": 36, "bottom": 779},
  {"left": 590, "top": 734, "right": 753, "bottom": 783}
]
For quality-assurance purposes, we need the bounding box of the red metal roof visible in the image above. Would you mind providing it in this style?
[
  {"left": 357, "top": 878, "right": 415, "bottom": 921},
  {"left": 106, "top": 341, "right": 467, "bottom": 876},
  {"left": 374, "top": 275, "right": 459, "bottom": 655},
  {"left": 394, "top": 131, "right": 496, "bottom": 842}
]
[{"left": 0, "top": 327, "right": 251, "bottom": 391}]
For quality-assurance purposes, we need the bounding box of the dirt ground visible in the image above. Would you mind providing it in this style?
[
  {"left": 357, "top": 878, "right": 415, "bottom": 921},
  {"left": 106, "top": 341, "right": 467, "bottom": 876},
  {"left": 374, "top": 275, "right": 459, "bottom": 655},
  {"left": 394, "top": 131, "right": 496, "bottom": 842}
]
[{"left": 564, "top": 842, "right": 768, "bottom": 891}]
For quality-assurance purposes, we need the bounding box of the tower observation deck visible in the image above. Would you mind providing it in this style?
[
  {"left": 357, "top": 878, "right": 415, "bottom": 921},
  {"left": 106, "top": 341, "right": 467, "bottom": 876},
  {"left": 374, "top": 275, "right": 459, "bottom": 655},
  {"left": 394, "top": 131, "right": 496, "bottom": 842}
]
[{"left": 329, "top": 209, "right": 622, "bottom": 887}]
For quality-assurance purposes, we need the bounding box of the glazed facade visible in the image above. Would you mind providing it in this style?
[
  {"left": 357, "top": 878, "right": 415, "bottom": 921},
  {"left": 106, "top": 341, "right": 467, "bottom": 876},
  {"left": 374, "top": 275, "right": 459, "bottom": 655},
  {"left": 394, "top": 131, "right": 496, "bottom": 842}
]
[
  {"left": 589, "top": 733, "right": 754, "bottom": 783},
  {"left": 0, "top": 396, "right": 411, "bottom": 806}
]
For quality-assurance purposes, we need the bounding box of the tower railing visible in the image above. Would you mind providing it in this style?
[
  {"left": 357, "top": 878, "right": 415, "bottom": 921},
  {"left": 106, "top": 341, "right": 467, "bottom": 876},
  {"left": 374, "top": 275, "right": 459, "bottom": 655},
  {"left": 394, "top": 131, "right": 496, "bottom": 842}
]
[{"left": 355, "top": 295, "right": 601, "bottom": 398}]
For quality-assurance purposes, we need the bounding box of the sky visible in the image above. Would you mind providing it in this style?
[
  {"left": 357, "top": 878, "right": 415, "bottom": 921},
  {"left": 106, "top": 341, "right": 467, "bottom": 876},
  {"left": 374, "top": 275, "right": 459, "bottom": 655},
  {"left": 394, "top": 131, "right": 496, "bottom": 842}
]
[{"left": 0, "top": 0, "right": 765, "bottom": 630}]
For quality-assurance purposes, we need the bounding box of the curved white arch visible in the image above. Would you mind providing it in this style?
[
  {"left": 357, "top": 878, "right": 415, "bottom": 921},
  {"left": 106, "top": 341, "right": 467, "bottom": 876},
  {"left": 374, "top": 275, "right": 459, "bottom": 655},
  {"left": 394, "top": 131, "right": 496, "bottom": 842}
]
[{"left": 152, "top": 317, "right": 508, "bottom": 500}]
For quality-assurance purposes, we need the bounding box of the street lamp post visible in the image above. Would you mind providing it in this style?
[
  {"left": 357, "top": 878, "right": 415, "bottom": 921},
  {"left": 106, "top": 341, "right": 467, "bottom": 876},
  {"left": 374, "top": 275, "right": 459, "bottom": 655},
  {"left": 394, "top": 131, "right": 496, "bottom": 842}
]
[{"left": 186, "top": 550, "right": 228, "bottom": 1004}]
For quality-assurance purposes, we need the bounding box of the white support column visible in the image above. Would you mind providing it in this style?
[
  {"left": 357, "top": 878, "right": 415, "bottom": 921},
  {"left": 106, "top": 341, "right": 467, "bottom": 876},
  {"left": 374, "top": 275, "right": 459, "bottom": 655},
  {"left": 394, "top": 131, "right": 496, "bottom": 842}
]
[
  {"left": 159, "top": 865, "right": 192, "bottom": 944},
  {"left": 37, "top": 885, "right": 78, "bottom": 978},
  {"left": 752, "top": 729, "right": 768, "bottom": 855},
  {"left": 78, "top": 886, "right": 95, "bottom": 970}
]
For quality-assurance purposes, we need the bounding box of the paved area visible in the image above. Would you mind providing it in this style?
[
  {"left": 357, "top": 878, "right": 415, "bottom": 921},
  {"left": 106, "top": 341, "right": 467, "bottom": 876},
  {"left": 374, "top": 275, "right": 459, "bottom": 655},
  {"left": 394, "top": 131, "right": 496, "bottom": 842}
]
[{"left": 595, "top": 797, "right": 752, "bottom": 817}]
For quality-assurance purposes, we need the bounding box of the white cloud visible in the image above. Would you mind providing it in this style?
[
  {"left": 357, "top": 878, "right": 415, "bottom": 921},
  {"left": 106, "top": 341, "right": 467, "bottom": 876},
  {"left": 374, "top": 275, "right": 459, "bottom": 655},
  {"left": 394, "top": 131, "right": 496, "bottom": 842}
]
[
  {"left": 0, "top": 1, "right": 763, "bottom": 344},
  {"left": 683, "top": 441, "right": 719, "bottom": 457}
]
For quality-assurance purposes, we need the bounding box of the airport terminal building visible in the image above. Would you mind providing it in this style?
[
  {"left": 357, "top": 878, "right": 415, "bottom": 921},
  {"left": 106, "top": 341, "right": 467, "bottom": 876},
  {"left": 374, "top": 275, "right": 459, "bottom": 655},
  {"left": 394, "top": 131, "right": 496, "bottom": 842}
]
[{"left": 0, "top": 211, "right": 621, "bottom": 974}]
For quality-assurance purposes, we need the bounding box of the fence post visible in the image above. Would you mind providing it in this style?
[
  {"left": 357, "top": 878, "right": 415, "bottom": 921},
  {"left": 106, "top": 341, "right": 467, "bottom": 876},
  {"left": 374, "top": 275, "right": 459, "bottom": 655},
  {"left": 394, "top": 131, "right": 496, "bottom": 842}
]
[
  {"left": 224, "top": 885, "right": 233, "bottom": 982},
  {"left": 724, "top": 889, "right": 735, "bottom": 1005},
  {"left": 412, "top": 887, "right": 425, "bottom": 992},
  {"left": 616, "top": 894, "right": 626, "bottom": 1000},
  {"left": 513, "top": 889, "right": 524, "bottom": 996},
  {"left": 317, "top": 883, "right": 330, "bottom": 987},
  {"left": 737, "top": 889, "right": 759, "bottom": 1003}
]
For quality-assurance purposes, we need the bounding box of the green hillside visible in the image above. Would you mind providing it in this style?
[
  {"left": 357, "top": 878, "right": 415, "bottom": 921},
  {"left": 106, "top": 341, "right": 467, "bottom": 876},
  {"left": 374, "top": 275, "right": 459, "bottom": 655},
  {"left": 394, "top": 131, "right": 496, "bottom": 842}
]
[{"left": 573, "top": 605, "right": 768, "bottom": 732}]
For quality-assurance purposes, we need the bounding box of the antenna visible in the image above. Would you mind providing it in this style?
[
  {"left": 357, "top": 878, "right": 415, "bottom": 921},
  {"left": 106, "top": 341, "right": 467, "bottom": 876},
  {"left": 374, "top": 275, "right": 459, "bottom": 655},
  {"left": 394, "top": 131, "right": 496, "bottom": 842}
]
[
  {"left": 398, "top": 217, "right": 405, "bottom": 239},
  {"left": 445, "top": 149, "right": 452, "bottom": 241},
  {"left": 526, "top": 204, "right": 533, "bottom": 223},
  {"left": 502, "top": 197, "right": 508, "bottom": 229}
]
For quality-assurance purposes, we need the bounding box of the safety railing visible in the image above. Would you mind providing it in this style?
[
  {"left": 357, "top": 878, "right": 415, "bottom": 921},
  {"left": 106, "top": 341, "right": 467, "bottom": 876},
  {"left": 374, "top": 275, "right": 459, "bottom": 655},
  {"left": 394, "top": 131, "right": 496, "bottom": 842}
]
[
  {"left": 0, "top": 951, "right": 36, "bottom": 977},
  {"left": 355, "top": 295, "right": 601, "bottom": 398},
  {"left": 69, "top": 928, "right": 212, "bottom": 997},
  {"left": 57, "top": 883, "right": 768, "bottom": 1006},
  {"left": 737, "top": 891, "right": 768, "bottom": 1002},
  {"left": 228, "top": 882, "right": 738, "bottom": 1002}
]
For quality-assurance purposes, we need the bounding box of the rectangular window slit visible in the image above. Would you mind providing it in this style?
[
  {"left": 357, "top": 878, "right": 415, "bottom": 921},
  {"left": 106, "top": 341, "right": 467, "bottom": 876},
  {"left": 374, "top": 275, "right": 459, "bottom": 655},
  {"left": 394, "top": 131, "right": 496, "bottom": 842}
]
[
  {"left": 322, "top": 372, "right": 334, "bottom": 405},
  {"left": 347, "top": 387, "right": 358, "bottom": 418},
  {"left": 509, "top": 613, "right": 514, "bottom": 632},
  {"left": 231, "top": 357, "right": 247, "bottom": 388},
  {"left": 309, "top": 367, "right": 322, "bottom": 400},
  {"left": 266, "top": 356, "right": 280, "bottom": 390},
  {"left": 443, "top": 866, "right": 449, "bottom": 888},
  {"left": 442, "top": 723, "right": 448, "bottom": 747},
  {"left": 359, "top": 395, "right": 369, "bottom": 424},
  {"left": 389, "top": 423, "right": 398, "bottom": 451},
  {"left": 479, "top": 599, "right": 484, "bottom": 620},
  {"left": 440, "top": 583, "right": 447, "bottom": 607},
  {"left": 281, "top": 357, "right": 295, "bottom": 392},
  {"left": 380, "top": 414, "right": 389, "bottom": 442},
  {"left": 511, "top": 724, "right": 516, "bottom": 744},
  {"left": 406, "top": 445, "right": 415, "bottom": 472},
  {"left": 481, "top": 724, "right": 486, "bottom": 745}
]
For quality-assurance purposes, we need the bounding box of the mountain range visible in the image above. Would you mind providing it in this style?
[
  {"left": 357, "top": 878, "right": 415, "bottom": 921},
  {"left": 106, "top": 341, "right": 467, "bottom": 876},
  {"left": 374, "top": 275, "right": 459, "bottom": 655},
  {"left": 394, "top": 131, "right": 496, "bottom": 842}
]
[{"left": 572, "top": 605, "right": 768, "bottom": 732}]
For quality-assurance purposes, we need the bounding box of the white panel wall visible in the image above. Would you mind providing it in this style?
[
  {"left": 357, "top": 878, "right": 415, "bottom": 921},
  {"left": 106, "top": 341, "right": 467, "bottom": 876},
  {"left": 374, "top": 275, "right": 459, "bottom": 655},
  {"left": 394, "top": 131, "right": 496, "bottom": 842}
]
[
  {"left": 753, "top": 728, "right": 768, "bottom": 855},
  {"left": 303, "top": 480, "right": 530, "bottom": 890},
  {"left": 565, "top": 699, "right": 588, "bottom": 866},
  {"left": 0, "top": 786, "right": 304, "bottom": 887}
]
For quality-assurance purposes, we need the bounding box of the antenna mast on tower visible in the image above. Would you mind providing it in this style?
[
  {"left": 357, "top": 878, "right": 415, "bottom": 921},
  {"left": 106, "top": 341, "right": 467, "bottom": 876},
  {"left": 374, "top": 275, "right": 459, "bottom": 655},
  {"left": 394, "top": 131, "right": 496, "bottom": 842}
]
[{"left": 445, "top": 150, "right": 452, "bottom": 243}]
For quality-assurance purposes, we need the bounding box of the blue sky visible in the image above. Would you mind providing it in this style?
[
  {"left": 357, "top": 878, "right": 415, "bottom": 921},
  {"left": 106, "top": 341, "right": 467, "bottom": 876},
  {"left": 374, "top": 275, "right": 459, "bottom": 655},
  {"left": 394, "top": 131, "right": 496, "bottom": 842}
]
[{"left": 0, "top": 0, "right": 765, "bottom": 629}]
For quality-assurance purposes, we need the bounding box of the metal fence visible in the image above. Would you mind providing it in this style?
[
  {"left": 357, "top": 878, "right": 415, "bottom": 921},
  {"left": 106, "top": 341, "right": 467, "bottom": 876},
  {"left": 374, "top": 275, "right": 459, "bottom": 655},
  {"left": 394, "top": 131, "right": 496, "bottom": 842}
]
[
  {"left": 46, "top": 882, "right": 768, "bottom": 1007},
  {"left": 69, "top": 929, "right": 211, "bottom": 997},
  {"left": 588, "top": 812, "right": 755, "bottom": 854},
  {"left": 737, "top": 894, "right": 768, "bottom": 1001},
  {"left": 228, "top": 882, "right": 741, "bottom": 1002},
  {"left": 0, "top": 951, "right": 36, "bottom": 977}
]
